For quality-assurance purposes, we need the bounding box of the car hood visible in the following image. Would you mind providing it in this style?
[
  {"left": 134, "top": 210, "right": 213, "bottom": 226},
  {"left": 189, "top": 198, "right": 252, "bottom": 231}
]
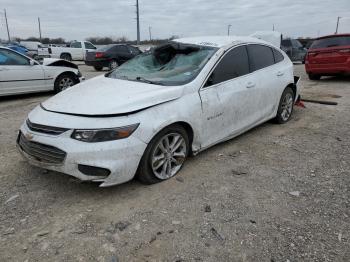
[{"left": 41, "top": 76, "right": 184, "bottom": 116}]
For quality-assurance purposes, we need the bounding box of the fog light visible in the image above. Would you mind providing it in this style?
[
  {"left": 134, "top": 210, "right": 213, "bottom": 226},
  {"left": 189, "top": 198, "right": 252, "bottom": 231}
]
[{"left": 78, "top": 164, "right": 110, "bottom": 177}]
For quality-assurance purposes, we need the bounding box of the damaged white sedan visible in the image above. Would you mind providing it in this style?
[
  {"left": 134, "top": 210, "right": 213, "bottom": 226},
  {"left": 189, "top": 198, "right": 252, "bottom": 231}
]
[
  {"left": 0, "top": 47, "right": 82, "bottom": 96},
  {"left": 17, "top": 36, "right": 299, "bottom": 187}
]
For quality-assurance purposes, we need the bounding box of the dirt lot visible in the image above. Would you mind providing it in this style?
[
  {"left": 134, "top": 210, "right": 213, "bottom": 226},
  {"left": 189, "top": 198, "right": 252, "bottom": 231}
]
[{"left": 0, "top": 64, "right": 349, "bottom": 262}]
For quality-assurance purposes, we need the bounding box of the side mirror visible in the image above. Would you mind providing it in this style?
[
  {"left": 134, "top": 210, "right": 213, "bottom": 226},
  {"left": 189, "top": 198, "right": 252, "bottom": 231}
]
[{"left": 29, "top": 60, "right": 38, "bottom": 66}]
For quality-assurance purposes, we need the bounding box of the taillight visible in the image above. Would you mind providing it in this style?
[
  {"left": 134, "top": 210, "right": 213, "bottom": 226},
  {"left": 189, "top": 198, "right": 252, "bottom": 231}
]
[
  {"left": 95, "top": 52, "right": 104, "bottom": 58},
  {"left": 338, "top": 49, "right": 350, "bottom": 53}
]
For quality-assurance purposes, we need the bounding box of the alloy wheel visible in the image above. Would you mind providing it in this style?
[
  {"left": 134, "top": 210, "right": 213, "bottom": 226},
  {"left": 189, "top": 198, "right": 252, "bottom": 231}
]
[
  {"left": 59, "top": 77, "right": 74, "bottom": 91},
  {"left": 280, "top": 93, "right": 293, "bottom": 121},
  {"left": 151, "top": 133, "right": 187, "bottom": 180}
]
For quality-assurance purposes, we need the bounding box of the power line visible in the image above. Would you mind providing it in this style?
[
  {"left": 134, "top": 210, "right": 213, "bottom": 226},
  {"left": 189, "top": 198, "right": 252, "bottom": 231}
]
[
  {"left": 4, "top": 9, "right": 11, "bottom": 42},
  {"left": 136, "top": 0, "right": 140, "bottom": 44},
  {"left": 38, "top": 17, "right": 42, "bottom": 42}
]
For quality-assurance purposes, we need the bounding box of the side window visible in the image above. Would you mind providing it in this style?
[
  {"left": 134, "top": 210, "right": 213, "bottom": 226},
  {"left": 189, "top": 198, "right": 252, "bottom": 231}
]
[
  {"left": 119, "top": 45, "right": 129, "bottom": 53},
  {"left": 84, "top": 42, "right": 96, "bottom": 49},
  {"left": 129, "top": 46, "right": 140, "bottom": 54},
  {"left": 71, "top": 42, "right": 82, "bottom": 48},
  {"left": 247, "top": 44, "right": 275, "bottom": 71},
  {"left": 207, "top": 46, "right": 249, "bottom": 86},
  {"left": 272, "top": 48, "right": 284, "bottom": 63},
  {"left": 0, "top": 49, "right": 29, "bottom": 65},
  {"left": 281, "top": 40, "right": 291, "bottom": 47}
]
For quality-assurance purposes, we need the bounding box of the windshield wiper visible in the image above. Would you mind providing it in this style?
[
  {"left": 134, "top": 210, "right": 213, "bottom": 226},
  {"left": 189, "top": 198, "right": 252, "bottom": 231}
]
[{"left": 135, "top": 76, "right": 164, "bottom": 85}]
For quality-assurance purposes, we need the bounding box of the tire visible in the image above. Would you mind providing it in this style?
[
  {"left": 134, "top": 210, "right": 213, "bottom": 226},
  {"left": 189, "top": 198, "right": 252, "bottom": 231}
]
[
  {"left": 60, "top": 53, "right": 72, "bottom": 61},
  {"left": 308, "top": 73, "right": 321, "bottom": 80},
  {"left": 274, "top": 87, "right": 294, "bottom": 124},
  {"left": 137, "top": 125, "right": 189, "bottom": 184},
  {"left": 54, "top": 74, "right": 76, "bottom": 93},
  {"left": 94, "top": 66, "right": 103, "bottom": 71},
  {"left": 108, "top": 59, "right": 119, "bottom": 71}
]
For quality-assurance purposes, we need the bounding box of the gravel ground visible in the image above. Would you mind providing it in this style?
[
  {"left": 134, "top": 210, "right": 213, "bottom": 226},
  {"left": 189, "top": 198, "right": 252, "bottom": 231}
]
[{"left": 0, "top": 64, "right": 349, "bottom": 261}]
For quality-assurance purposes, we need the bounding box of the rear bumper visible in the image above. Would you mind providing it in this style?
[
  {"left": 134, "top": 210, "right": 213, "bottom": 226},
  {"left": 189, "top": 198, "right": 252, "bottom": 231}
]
[
  {"left": 84, "top": 59, "right": 109, "bottom": 67},
  {"left": 305, "top": 61, "right": 350, "bottom": 75}
]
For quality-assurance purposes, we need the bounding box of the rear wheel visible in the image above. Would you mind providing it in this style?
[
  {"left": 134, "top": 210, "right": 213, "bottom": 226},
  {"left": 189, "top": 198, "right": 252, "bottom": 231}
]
[
  {"left": 108, "top": 59, "right": 119, "bottom": 71},
  {"left": 93, "top": 66, "right": 103, "bottom": 71},
  {"left": 308, "top": 73, "right": 321, "bottom": 80},
  {"left": 54, "top": 74, "right": 76, "bottom": 93},
  {"left": 274, "top": 87, "right": 294, "bottom": 124},
  {"left": 60, "top": 53, "right": 72, "bottom": 61},
  {"left": 137, "top": 125, "right": 189, "bottom": 184}
]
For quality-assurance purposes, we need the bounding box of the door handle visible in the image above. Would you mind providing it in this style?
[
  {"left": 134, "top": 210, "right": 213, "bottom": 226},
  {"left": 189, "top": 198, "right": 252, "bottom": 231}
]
[
  {"left": 246, "top": 82, "right": 255, "bottom": 88},
  {"left": 277, "top": 71, "right": 284, "bottom": 76}
]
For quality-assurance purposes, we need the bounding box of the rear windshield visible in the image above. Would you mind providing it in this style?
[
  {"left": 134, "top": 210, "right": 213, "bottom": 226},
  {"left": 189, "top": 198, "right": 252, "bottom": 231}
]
[
  {"left": 310, "top": 36, "right": 350, "bottom": 49},
  {"left": 108, "top": 42, "right": 218, "bottom": 86}
]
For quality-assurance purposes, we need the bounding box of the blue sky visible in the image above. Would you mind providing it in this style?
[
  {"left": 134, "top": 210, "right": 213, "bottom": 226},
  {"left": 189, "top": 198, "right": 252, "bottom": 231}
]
[{"left": 1, "top": 0, "right": 350, "bottom": 41}]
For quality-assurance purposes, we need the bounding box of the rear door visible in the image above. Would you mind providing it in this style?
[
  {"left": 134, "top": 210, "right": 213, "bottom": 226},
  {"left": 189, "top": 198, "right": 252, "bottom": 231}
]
[
  {"left": 246, "top": 44, "right": 283, "bottom": 119},
  {"left": 0, "top": 49, "right": 46, "bottom": 95},
  {"left": 199, "top": 45, "right": 259, "bottom": 147}
]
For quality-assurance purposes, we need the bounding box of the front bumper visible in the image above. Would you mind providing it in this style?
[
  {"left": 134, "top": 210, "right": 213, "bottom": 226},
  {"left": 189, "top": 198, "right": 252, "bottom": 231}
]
[{"left": 17, "top": 121, "right": 147, "bottom": 187}]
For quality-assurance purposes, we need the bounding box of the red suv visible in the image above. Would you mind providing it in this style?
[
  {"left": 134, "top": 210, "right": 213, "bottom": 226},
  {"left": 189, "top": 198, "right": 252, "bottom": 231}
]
[{"left": 305, "top": 34, "right": 350, "bottom": 80}]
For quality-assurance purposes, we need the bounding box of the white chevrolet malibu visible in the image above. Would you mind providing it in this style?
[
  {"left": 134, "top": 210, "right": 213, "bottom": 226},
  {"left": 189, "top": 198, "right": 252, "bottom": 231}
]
[{"left": 17, "top": 36, "right": 299, "bottom": 187}]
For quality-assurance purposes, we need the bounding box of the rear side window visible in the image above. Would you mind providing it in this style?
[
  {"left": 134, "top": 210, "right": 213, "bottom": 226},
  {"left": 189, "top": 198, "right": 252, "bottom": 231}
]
[
  {"left": 311, "top": 36, "right": 350, "bottom": 49},
  {"left": 113, "top": 45, "right": 129, "bottom": 53},
  {"left": 272, "top": 48, "right": 284, "bottom": 63},
  {"left": 70, "top": 42, "right": 82, "bottom": 48},
  {"left": 281, "top": 40, "right": 291, "bottom": 47},
  {"left": 209, "top": 46, "right": 249, "bottom": 85},
  {"left": 247, "top": 44, "right": 275, "bottom": 71}
]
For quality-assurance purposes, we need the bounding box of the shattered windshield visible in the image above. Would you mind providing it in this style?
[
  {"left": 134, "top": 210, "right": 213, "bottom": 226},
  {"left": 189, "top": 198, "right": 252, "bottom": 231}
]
[{"left": 108, "top": 42, "right": 218, "bottom": 86}]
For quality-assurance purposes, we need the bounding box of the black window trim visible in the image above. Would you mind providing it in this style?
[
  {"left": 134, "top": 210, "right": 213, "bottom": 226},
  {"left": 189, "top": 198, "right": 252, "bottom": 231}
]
[{"left": 200, "top": 43, "right": 281, "bottom": 90}]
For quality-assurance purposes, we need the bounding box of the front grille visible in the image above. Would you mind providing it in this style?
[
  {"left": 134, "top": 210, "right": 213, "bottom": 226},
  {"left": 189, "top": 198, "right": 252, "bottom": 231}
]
[
  {"left": 17, "top": 132, "right": 66, "bottom": 164},
  {"left": 26, "top": 119, "right": 69, "bottom": 135}
]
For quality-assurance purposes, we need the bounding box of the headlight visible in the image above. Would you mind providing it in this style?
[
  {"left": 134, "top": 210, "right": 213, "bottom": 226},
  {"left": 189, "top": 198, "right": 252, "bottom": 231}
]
[{"left": 71, "top": 124, "right": 139, "bottom": 142}]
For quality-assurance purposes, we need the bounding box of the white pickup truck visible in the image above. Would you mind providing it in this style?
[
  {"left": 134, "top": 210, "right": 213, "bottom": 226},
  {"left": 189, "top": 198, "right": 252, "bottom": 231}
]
[{"left": 38, "top": 41, "right": 97, "bottom": 61}]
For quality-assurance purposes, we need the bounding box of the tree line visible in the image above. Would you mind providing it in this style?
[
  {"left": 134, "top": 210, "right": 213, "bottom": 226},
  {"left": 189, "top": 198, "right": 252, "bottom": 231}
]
[{"left": 0, "top": 35, "right": 179, "bottom": 45}]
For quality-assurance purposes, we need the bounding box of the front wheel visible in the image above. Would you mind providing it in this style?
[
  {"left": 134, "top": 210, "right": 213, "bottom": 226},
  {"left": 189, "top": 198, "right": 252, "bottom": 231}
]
[
  {"left": 274, "top": 87, "right": 294, "bottom": 124},
  {"left": 137, "top": 125, "right": 189, "bottom": 184},
  {"left": 54, "top": 74, "right": 76, "bottom": 93}
]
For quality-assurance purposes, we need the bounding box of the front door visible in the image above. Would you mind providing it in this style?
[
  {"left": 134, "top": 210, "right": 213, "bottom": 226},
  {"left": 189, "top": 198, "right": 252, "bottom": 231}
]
[
  {"left": 0, "top": 49, "right": 46, "bottom": 96},
  {"left": 199, "top": 45, "right": 259, "bottom": 148}
]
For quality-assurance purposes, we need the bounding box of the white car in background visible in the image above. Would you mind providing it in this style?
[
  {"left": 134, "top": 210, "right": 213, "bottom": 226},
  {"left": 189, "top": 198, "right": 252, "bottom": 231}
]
[
  {"left": 38, "top": 41, "right": 97, "bottom": 61},
  {"left": 17, "top": 35, "right": 299, "bottom": 187},
  {"left": 0, "top": 47, "right": 83, "bottom": 96}
]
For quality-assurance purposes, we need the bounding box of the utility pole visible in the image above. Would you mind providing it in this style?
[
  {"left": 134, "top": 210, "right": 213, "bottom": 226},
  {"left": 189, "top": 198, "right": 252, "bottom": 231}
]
[
  {"left": 38, "top": 17, "right": 42, "bottom": 42},
  {"left": 148, "top": 26, "right": 152, "bottom": 41},
  {"left": 136, "top": 0, "right": 140, "bottom": 45},
  {"left": 227, "top": 24, "right": 232, "bottom": 36},
  {"left": 335, "top": 16, "right": 341, "bottom": 34},
  {"left": 4, "top": 9, "right": 11, "bottom": 43}
]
